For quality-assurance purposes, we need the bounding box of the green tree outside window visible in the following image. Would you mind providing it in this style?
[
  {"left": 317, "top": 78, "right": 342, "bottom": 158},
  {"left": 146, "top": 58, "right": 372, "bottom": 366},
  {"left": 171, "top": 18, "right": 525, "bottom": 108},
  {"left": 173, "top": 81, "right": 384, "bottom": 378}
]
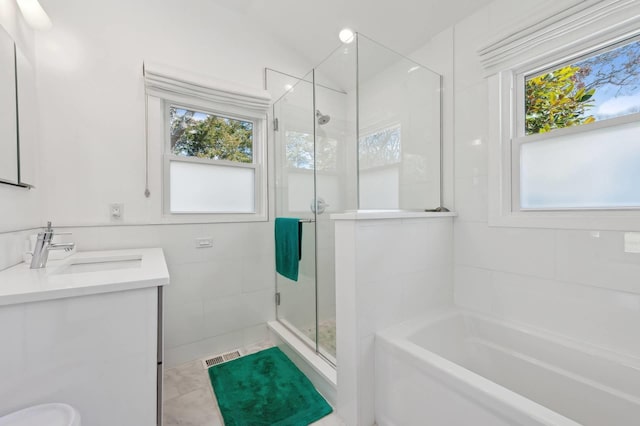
[{"left": 170, "top": 107, "right": 253, "bottom": 163}]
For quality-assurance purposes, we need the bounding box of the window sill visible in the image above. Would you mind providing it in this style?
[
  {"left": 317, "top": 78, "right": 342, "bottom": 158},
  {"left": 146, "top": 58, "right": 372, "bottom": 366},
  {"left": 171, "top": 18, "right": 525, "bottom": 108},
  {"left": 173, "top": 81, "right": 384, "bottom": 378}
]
[
  {"left": 160, "top": 212, "right": 268, "bottom": 225},
  {"left": 489, "top": 209, "right": 640, "bottom": 232}
]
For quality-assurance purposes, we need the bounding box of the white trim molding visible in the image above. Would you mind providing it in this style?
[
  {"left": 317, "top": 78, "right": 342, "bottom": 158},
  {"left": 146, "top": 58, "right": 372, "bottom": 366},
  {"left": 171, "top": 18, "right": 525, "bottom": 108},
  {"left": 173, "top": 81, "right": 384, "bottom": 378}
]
[{"left": 478, "top": 0, "right": 640, "bottom": 75}]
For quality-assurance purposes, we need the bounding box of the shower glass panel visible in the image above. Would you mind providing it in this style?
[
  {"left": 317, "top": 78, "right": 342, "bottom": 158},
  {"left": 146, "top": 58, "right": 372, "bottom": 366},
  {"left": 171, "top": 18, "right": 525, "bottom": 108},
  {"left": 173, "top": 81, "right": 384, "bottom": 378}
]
[
  {"left": 268, "top": 33, "right": 442, "bottom": 367},
  {"left": 313, "top": 43, "right": 358, "bottom": 362},
  {"left": 272, "top": 70, "right": 318, "bottom": 352},
  {"left": 357, "top": 34, "right": 442, "bottom": 210}
]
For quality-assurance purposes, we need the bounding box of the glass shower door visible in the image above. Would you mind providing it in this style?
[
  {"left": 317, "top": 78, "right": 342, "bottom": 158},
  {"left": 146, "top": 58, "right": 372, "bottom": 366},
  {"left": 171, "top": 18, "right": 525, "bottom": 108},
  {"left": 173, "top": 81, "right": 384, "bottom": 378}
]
[
  {"left": 270, "top": 42, "right": 358, "bottom": 365},
  {"left": 273, "top": 71, "right": 318, "bottom": 352}
]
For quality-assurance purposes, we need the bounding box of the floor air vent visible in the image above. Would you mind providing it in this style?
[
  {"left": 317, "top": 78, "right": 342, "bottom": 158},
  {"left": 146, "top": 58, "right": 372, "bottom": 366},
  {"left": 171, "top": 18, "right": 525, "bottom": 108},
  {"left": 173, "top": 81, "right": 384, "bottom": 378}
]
[
  {"left": 223, "top": 350, "right": 241, "bottom": 362},
  {"left": 202, "top": 350, "right": 242, "bottom": 368}
]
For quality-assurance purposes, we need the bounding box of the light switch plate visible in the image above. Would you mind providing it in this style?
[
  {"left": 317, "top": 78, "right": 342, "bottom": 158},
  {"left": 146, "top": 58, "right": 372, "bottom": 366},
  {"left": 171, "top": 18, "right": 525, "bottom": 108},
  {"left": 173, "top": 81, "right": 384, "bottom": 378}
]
[
  {"left": 624, "top": 232, "right": 640, "bottom": 253},
  {"left": 195, "top": 238, "right": 213, "bottom": 248}
]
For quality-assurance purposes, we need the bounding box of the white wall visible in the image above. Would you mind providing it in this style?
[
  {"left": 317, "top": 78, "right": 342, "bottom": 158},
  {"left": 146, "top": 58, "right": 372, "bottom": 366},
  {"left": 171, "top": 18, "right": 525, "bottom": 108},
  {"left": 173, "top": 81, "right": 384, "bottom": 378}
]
[
  {"left": 451, "top": 0, "right": 640, "bottom": 358},
  {"left": 36, "top": 0, "right": 308, "bottom": 226},
  {"left": 0, "top": 229, "right": 36, "bottom": 270},
  {"left": 8, "top": 0, "right": 313, "bottom": 366},
  {"left": 0, "top": 0, "right": 42, "bottom": 250}
]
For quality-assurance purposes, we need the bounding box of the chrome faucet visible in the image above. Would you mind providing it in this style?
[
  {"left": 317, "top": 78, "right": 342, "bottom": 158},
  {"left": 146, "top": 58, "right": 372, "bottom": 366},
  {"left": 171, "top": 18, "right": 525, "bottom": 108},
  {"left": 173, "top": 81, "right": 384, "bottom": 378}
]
[{"left": 30, "top": 221, "right": 75, "bottom": 269}]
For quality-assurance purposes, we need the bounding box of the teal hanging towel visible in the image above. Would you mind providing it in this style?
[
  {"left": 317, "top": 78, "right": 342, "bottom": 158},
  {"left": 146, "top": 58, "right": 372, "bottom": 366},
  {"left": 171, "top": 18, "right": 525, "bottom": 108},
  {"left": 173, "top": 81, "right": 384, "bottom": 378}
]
[{"left": 275, "top": 217, "right": 302, "bottom": 282}]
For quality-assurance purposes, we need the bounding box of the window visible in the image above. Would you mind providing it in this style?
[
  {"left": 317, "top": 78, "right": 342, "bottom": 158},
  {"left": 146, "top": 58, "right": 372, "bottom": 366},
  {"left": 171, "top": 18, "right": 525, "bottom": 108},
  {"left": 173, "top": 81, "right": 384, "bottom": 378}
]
[
  {"left": 282, "top": 130, "right": 339, "bottom": 212},
  {"left": 285, "top": 131, "right": 337, "bottom": 171},
  {"left": 513, "top": 37, "right": 640, "bottom": 211},
  {"left": 482, "top": 1, "right": 640, "bottom": 231},
  {"left": 359, "top": 124, "right": 401, "bottom": 170},
  {"left": 523, "top": 38, "right": 640, "bottom": 136},
  {"left": 478, "top": 0, "right": 640, "bottom": 231},
  {"left": 170, "top": 107, "right": 253, "bottom": 162},
  {"left": 358, "top": 124, "right": 402, "bottom": 209},
  {"left": 144, "top": 63, "right": 269, "bottom": 222},
  {"left": 512, "top": 35, "right": 640, "bottom": 211},
  {"left": 165, "top": 105, "right": 261, "bottom": 214}
]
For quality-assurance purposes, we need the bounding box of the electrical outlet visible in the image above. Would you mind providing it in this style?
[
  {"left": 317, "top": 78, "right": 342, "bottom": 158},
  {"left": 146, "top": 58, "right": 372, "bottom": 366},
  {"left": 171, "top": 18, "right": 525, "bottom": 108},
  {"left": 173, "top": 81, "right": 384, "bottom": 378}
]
[
  {"left": 195, "top": 238, "right": 213, "bottom": 248},
  {"left": 624, "top": 232, "right": 640, "bottom": 253},
  {"left": 110, "top": 203, "right": 124, "bottom": 220}
]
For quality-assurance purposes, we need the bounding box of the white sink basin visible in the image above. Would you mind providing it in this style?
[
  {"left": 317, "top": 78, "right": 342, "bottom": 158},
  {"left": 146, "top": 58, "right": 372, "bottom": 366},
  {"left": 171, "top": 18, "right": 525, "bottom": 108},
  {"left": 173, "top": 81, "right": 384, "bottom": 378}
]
[{"left": 53, "top": 254, "right": 143, "bottom": 275}]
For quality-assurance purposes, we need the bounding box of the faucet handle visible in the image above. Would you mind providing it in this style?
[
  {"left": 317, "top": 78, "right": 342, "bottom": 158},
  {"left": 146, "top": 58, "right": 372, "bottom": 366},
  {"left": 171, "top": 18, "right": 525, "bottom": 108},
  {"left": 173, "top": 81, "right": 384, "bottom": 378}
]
[{"left": 43, "top": 221, "right": 71, "bottom": 235}]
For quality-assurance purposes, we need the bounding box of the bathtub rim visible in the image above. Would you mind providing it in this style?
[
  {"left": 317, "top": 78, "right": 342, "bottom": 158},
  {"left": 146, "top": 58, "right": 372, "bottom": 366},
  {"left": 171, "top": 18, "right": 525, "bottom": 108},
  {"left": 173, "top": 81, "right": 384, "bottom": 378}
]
[
  {"left": 380, "top": 308, "right": 640, "bottom": 370},
  {"left": 376, "top": 308, "right": 640, "bottom": 426}
]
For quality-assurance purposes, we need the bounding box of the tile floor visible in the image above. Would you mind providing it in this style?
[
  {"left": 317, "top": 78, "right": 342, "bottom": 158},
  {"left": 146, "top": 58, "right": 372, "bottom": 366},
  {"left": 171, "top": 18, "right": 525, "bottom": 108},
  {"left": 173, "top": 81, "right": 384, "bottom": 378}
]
[
  {"left": 302, "top": 319, "right": 337, "bottom": 358},
  {"left": 162, "top": 342, "right": 344, "bottom": 426}
]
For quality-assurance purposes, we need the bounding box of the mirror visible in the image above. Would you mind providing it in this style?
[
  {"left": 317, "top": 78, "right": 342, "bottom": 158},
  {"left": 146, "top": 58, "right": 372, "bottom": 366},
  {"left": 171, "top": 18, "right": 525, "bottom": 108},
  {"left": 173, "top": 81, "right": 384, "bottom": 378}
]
[
  {"left": 0, "top": 24, "right": 35, "bottom": 189},
  {"left": 0, "top": 25, "right": 18, "bottom": 185},
  {"left": 16, "top": 46, "right": 37, "bottom": 186}
]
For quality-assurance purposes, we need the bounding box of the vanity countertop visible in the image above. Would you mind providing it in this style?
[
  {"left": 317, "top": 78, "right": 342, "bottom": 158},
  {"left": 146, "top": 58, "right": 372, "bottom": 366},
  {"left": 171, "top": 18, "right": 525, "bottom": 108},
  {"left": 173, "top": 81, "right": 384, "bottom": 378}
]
[{"left": 0, "top": 248, "right": 169, "bottom": 307}]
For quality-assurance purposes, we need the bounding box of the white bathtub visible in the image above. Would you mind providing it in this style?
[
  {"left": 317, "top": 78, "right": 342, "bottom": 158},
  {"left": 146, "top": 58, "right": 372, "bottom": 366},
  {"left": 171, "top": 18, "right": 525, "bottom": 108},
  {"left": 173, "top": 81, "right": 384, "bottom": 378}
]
[{"left": 375, "top": 309, "right": 640, "bottom": 425}]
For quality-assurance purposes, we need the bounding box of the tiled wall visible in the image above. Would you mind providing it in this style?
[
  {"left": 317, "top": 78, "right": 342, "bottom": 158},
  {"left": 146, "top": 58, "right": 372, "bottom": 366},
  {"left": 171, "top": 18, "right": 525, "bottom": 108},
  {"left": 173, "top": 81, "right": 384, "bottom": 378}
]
[
  {"left": 0, "top": 229, "right": 39, "bottom": 271},
  {"left": 335, "top": 216, "right": 454, "bottom": 426},
  {"left": 65, "top": 223, "right": 275, "bottom": 367},
  {"left": 452, "top": 0, "right": 640, "bottom": 358}
]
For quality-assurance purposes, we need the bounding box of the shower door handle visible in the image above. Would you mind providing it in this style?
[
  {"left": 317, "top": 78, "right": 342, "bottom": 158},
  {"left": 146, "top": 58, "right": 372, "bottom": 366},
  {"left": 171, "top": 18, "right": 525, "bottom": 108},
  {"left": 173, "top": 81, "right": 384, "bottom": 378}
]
[{"left": 310, "top": 197, "right": 329, "bottom": 215}]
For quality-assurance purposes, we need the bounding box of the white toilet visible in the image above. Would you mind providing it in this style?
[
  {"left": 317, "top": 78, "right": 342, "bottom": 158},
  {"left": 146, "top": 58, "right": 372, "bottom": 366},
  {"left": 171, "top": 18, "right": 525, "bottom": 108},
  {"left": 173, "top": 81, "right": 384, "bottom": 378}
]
[{"left": 0, "top": 404, "right": 81, "bottom": 426}]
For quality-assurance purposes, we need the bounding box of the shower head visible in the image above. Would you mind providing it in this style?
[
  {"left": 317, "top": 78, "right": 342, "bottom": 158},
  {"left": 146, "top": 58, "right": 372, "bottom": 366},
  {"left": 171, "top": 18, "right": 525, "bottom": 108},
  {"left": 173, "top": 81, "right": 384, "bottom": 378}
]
[{"left": 316, "top": 110, "right": 331, "bottom": 125}]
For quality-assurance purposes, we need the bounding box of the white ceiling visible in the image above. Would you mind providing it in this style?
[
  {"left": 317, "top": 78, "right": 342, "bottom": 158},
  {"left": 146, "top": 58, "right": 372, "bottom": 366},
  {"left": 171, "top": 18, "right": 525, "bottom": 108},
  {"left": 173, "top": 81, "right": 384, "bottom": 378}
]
[{"left": 212, "top": 0, "right": 493, "bottom": 67}]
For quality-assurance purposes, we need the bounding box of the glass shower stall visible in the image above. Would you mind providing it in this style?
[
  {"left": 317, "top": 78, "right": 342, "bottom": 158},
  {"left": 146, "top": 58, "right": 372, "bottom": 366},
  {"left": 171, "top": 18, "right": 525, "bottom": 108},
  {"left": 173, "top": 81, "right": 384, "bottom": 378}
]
[{"left": 267, "top": 33, "right": 442, "bottom": 365}]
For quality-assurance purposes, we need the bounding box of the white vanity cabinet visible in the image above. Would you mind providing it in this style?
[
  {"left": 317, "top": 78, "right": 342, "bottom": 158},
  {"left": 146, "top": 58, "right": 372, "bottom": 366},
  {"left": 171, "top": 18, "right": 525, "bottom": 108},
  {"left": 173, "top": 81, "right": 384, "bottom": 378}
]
[{"left": 0, "top": 248, "right": 169, "bottom": 426}]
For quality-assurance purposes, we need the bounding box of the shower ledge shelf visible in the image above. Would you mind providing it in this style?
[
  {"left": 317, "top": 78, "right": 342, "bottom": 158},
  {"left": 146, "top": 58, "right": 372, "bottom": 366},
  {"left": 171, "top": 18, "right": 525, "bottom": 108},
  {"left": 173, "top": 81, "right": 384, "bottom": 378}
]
[{"left": 330, "top": 210, "right": 457, "bottom": 221}]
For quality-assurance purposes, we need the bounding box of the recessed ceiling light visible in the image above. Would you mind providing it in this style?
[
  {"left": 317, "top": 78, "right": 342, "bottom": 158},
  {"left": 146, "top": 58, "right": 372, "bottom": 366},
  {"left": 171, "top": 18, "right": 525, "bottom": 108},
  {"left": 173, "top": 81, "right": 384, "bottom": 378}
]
[
  {"left": 284, "top": 84, "right": 293, "bottom": 91},
  {"left": 339, "top": 28, "right": 355, "bottom": 44},
  {"left": 408, "top": 66, "right": 420, "bottom": 73}
]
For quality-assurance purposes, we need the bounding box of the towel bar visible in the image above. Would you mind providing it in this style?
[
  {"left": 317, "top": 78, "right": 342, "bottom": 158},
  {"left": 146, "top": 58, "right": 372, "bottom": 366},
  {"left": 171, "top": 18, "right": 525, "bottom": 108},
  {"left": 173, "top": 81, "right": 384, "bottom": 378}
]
[{"left": 299, "top": 219, "right": 315, "bottom": 223}]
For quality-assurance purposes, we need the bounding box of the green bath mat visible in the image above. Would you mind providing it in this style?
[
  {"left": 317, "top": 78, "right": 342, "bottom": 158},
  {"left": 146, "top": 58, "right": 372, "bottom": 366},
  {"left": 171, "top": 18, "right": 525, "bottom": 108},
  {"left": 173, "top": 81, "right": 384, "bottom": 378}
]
[{"left": 208, "top": 347, "right": 333, "bottom": 426}]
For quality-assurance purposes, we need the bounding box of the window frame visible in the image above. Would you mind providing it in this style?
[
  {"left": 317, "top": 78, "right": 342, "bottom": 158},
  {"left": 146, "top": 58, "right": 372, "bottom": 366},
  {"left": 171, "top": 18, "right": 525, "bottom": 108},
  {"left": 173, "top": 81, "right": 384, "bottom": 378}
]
[
  {"left": 489, "top": 28, "right": 640, "bottom": 231},
  {"left": 161, "top": 98, "right": 268, "bottom": 222}
]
